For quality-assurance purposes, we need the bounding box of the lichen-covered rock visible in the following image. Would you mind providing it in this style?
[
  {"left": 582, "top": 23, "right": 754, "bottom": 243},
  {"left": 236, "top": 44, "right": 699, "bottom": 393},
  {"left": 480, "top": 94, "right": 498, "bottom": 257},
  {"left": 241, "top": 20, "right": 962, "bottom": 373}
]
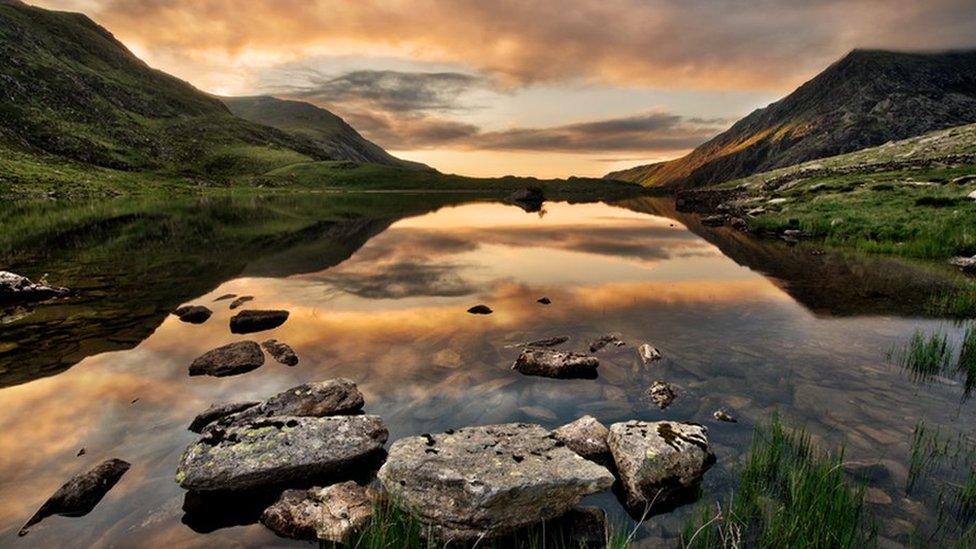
[
  {"left": 608, "top": 421, "right": 715, "bottom": 510},
  {"left": 212, "top": 379, "right": 365, "bottom": 430},
  {"left": 188, "top": 401, "right": 260, "bottom": 433},
  {"left": 0, "top": 271, "right": 69, "bottom": 305},
  {"left": 230, "top": 309, "right": 289, "bottom": 334},
  {"left": 377, "top": 423, "right": 614, "bottom": 540},
  {"left": 188, "top": 341, "right": 264, "bottom": 377},
  {"left": 262, "top": 339, "right": 299, "bottom": 366},
  {"left": 512, "top": 349, "right": 599, "bottom": 379},
  {"left": 173, "top": 305, "right": 212, "bottom": 324},
  {"left": 19, "top": 459, "right": 130, "bottom": 536},
  {"left": 176, "top": 415, "right": 388, "bottom": 492},
  {"left": 551, "top": 416, "right": 611, "bottom": 464},
  {"left": 260, "top": 481, "right": 373, "bottom": 542},
  {"left": 648, "top": 381, "right": 677, "bottom": 409}
]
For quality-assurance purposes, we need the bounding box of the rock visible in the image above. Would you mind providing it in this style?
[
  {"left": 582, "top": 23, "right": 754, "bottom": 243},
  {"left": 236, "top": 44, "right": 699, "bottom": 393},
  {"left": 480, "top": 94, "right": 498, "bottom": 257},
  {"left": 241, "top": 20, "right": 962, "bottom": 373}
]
[
  {"left": 638, "top": 344, "right": 662, "bottom": 364},
  {"left": 648, "top": 381, "right": 677, "bottom": 409},
  {"left": 608, "top": 421, "right": 715, "bottom": 510},
  {"left": 782, "top": 229, "right": 802, "bottom": 238},
  {"left": 188, "top": 401, "right": 261, "bottom": 433},
  {"left": 589, "top": 335, "right": 625, "bottom": 353},
  {"left": 76, "top": 448, "right": 86, "bottom": 457},
  {"left": 712, "top": 409, "right": 737, "bottom": 423},
  {"left": 467, "top": 304, "right": 493, "bottom": 315},
  {"left": 700, "top": 215, "right": 726, "bottom": 227},
  {"left": 173, "top": 305, "right": 212, "bottom": 324},
  {"left": 377, "top": 423, "right": 614, "bottom": 540},
  {"left": 230, "top": 309, "right": 289, "bottom": 334},
  {"left": 520, "top": 335, "right": 570, "bottom": 348},
  {"left": 746, "top": 207, "right": 767, "bottom": 217},
  {"left": 209, "top": 379, "right": 366, "bottom": 430},
  {"left": 262, "top": 339, "right": 299, "bottom": 366},
  {"left": 519, "top": 405, "right": 558, "bottom": 422},
  {"left": 551, "top": 416, "right": 611, "bottom": 464},
  {"left": 844, "top": 460, "right": 890, "bottom": 483},
  {"left": 0, "top": 271, "right": 70, "bottom": 305},
  {"left": 214, "top": 294, "right": 237, "bottom": 302},
  {"left": 229, "top": 296, "right": 254, "bottom": 310},
  {"left": 189, "top": 341, "right": 264, "bottom": 377},
  {"left": 537, "top": 297, "right": 552, "bottom": 305},
  {"left": 949, "top": 256, "right": 976, "bottom": 274},
  {"left": 729, "top": 217, "right": 748, "bottom": 231},
  {"left": 969, "top": 190, "right": 976, "bottom": 200},
  {"left": 176, "top": 415, "right": 388, "bottom": 492},
  {"left": 513, "top": 348, "right": 599, "bottom": 379},
  {"left": 953, "top": 174, "right": 976, "bottom": 185},
  {"left": 19, "top": 459, "right": 130, "bottom": 536},
  {"left": 506, "top": 188, "right": 545, "bottom": 212},
  {"left": 260, "top": 481, "right": 373, "bottom": 542}
]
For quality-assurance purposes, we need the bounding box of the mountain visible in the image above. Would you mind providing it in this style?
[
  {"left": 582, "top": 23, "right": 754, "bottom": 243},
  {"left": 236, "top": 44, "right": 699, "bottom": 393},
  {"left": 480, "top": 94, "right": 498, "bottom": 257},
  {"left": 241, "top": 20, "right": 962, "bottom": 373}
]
[
  {"left": 222, "top": 96, "right": 426, "bottom": 169},
  {"left": 607, "top": 49, "right": 976, "bottom": 188}
]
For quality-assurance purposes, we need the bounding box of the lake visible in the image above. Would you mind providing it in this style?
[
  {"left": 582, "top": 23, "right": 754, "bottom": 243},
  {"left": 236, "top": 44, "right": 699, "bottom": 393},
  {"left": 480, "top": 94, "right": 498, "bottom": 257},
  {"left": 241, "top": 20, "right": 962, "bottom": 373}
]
[{"left": 1, "top": 193, "right": 974, "bottom": 546}]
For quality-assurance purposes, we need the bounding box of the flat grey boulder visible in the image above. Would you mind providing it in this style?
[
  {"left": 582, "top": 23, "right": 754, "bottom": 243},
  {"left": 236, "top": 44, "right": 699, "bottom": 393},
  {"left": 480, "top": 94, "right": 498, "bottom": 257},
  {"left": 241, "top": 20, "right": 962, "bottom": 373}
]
[
  {"left": 230, "top": 309, "right": 289, "bottom": 334},
  {"left": 189, "top": 341, "right": 264, "bottom": 377},
  {"left": 188, "top": 401, "right": 260, "bottom": 433},
  {"left": 551, "top": 415, "right": 611, "bottom": 464},
  {"left": 20, "top": 459, "right": 130, "bottom": 536},
  {"left": 377, "top": 423, "right": 614, "bottom": 540},
  {"left": 173, "top": 305, "right": 212, "bottom": 324},
  {"left": 608, "top": 421, "right": 715, "bottom": 510},
  {"left": 262, "top": 339, "right": 299, "bottom": 366},
  {"left": 512, "top": 349, "right": 599, "bottom": 379},
  {"left": 208, "top": 379, "right": 365, "bottom": 431},
  {"left": 177, "top": 415, "right": 388, "bottom": 492},
  {"left": 0, "top": 271, "right": 69, "bottom": 305},
  {"left": 260, "top": 481, "right": 373, "bottom": 542}
]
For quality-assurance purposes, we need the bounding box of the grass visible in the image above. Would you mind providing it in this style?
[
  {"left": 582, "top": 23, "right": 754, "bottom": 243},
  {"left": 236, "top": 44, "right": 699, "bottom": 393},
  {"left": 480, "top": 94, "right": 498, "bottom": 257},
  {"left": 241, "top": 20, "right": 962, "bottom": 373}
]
[
  {"left": 681, "top": 415, "right": 874, "bottom": 549},
  {"left": 887, "top": 324, "right": 976, "bottom": 399},
  {"left": 928, "top": 285, "right": 976, "bottom": 318}
]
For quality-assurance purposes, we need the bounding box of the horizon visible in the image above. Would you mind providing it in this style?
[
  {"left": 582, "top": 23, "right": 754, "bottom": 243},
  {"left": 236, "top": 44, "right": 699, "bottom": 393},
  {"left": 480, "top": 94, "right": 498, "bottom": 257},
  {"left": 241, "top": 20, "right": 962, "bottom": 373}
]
[{"left": 29, "top": 0, "right": 976, "bottom": 178}]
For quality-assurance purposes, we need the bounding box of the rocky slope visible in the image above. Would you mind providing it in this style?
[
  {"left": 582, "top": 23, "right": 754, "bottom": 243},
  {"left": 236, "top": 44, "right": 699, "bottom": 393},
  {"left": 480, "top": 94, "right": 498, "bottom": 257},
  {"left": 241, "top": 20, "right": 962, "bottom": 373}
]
[{"left": 608, "top": 49, "right": 976, "bottom": 189}]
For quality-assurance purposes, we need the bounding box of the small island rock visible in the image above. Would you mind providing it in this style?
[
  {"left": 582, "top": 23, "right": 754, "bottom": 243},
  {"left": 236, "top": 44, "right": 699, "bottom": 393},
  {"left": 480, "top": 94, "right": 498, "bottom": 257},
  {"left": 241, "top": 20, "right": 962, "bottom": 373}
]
[
  {"left": 189, "top": 341, "right": 264, "bottom": 377},
  {"left": 230, "top": 309, "right": 289, "bottom": 334},
  {"left": 513, "top": 348, "right": 599, "bottom": 379}
]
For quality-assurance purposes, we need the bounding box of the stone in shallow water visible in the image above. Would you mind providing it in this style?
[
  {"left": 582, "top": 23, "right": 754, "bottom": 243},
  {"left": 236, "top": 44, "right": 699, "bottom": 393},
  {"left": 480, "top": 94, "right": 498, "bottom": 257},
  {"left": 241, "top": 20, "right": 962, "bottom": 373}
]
[
  {"left": 229, "top": 296, "right": 254, "bottom": 310},
  {"left": 213, "top": 294, "right": 237, "bottom": 302},
  {"left": 173, "top": 305, "right": 212, "bottom": 324},
  {"left": 512, "top": 348, "right": 599, "bottom": 379},
  {"left": 608, "top": 421, "right": 715, "bottom": 510},
  {"left": 467, "top": 304, "right": 493, "bottom": 315},
  {"left": 712, "top": 409, "right": 737, "bottom": 423},
  {"left": 262, "top": 339, "right": 299, "bottom": 366},
  {"left": 648, "top": 381, "right": 677, "bottom": 409},
  {"left": 188, "top": 341, "right": 264, "bottom": 377},
  {"left": 20, "top": 459, "right": 130, "bottom": 536},
  {"left": 0, "top": 271, "right": 69, "bottom": 305},
  {"left": 551, "top": 415, "right": 611, "bottom": 464},
  {"left": 176, "top": 415, "right": 388, "bottom": 492},
  {"left": 589, "top": 335, "right": 626, "bottom": 353},
  {"left": 638, "top": 343, "right": 662, "bottom": 364},
  {"left": 519, "top": 335, "right": 570, "bottom": 348},
  {"left": 377, "top": 423, "right": 614, "bottom": 541},
  {"left": 260, "top": 481, "right": 373, "bottom": 542},
  {"left": 206, "top": 379, "right": 365, "bottom": 431},
  {"left": 230, "top": 309, "right": 289, "bottom": 334},
  {"left": 189, "top": 401, "right": 261, "bottom": 433}
]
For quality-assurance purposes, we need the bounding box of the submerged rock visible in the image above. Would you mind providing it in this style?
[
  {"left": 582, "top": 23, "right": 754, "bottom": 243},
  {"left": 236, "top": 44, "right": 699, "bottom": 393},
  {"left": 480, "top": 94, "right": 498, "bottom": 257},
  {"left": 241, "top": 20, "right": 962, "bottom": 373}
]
[
  {"left": 229, "top": 296, "right": 254, "bottom": 310},
  {"left": 648, "top": 381, "right": 678, "bottom": 409},
  {"left": 467, "top": 304, "right": 493, "bottom": 315},
  {"left": 513, "top": 348, "right": 599, "bottom": 379},
  {"left": 230, "top": 309, "right": 289, "bottom": 334},
  {"left": 377, "top": 423, "right": 614, "bottom": 540},
  {"left": 551, "top": 415, "right": 611, "bottom": 464},
  {"left": 210, "top": 379, "right": 366, "bottom": 430},
  {"left": 638, "top": 344, "right": 662, "bottom": 364},
  {"left": 176, "top": 415, "right": 388, "bottom": 492},
  {"left": 519, "top": 335, "right": 570, "bottom": 348},
  {"left": 173, "top": 305, "right": 213, "bottom": 324},
  {"left": 261, "top": 481, "right": 373, "bottom": 542},
  {"left": 712, "top": 409, "right": 737, "bottom": 423},
  {"left": 589, "top": 335, "right": 626, "bottom": 353},
  {"left": 262, "top": 339, "right": 299, "bottom": 366},
  {"left": 608, "top": 421, "right": 715, "bottom": 510},
  {"left": 189, "top": 341, "right": 264, "bottom": 377},
  {"left": 950, "top": 256, "right": 976, "bottom": 274},
  {"left": 0, "top": 271, "right": 70, "bottom": 305},
  {"left": 188, "top": 401, "right": 261, "bottom": 433},
  {"left": 19, "top": 459, "right": 130, "bottom": 536}
]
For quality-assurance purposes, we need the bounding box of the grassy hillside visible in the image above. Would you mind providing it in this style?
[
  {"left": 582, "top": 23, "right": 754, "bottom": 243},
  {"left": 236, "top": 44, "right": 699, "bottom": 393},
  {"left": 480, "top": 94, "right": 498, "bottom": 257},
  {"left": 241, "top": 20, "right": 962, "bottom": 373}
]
[{"left": 608, "top": 50, "right": 976, "bottom": 189}]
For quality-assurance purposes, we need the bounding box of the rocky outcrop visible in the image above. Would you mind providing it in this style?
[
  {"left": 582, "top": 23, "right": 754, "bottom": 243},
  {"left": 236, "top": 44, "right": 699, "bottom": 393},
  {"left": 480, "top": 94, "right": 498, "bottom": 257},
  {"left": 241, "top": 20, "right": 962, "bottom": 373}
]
[
  {"left": 262, "top": 339, "right": 299, "bottom": 366},
  {"left": 608, "top": 421, "right": 715, "bottom": 510},
  {"left": 260, "top": 481, "right": 373, "bottom": 542},
  {"left": 205, "top": 380, "right": 365, "bottom": 431},
  {"left": 230, "top": 310, "right": 289, "bottom": 334},
  {"left": 0, "top": 271, "right": 69, "bottom": 305},
  {"left": 19, "top": 459, "right": 130, "bottom": 536},
  {"left": 188, "top": 341, "right": 264, "bottom": 377},
  {"left": 377, "top": 423, "right": 614, "bottom": 540},
  {"left": 188, "top": 401, "right": 260, "bottom": 433},
  {"left": 512, "top": 349, "right": 599, "bottom": 379},
  {"left": 173, "top": 305, "right": 212, "bottom": 324},
  {"left": 551, "top": 416, "right": 611, "bottom": 464},
  {"left": 176, "top": 415, "right": 388, "bottom": 492}
]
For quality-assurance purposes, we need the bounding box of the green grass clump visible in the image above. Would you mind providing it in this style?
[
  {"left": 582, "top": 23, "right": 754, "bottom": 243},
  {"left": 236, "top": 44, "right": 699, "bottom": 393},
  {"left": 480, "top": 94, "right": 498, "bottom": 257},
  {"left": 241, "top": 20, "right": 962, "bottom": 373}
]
[
  {"left": 928, "top": 286, "right": 976, "bottom": 318},
  {"left": 681, "top": 415, "right": 873, "bottom": 549},
  {"left": 905, "top": 420, "right": 976, "bottom": 543},
  {"left": 889, "top": 330, "right": 954, "bottom": 383}
]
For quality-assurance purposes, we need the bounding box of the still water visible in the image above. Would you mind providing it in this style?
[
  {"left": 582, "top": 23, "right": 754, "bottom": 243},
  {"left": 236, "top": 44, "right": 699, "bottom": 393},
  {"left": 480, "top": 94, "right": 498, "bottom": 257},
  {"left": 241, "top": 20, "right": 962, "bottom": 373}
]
[{"left": 0, "top": 195, "right": 973, "bottom": 546}]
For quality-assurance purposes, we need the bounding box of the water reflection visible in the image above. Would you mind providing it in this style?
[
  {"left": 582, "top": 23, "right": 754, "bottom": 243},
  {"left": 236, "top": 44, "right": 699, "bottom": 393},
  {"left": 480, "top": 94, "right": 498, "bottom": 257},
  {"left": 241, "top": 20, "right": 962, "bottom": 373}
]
[{"left": 0, "top": 197, "right": 974, "bottom": 546}]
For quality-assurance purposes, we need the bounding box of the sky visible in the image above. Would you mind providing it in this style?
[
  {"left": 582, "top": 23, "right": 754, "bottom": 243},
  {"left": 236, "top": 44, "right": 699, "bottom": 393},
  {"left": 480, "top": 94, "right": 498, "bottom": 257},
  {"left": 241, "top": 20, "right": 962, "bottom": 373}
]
[{"left": 33, "top": 0, "right": 976, "bottom": 178}]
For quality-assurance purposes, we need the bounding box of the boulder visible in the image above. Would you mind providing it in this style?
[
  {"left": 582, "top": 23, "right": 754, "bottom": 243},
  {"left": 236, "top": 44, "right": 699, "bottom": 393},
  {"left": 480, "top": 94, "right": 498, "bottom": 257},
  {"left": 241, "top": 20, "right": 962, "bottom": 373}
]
[
  {"left": 589, "top": 335, "right": 625, "bottom": 353},
  {"left": 377, "top": 423, "right": 614, "bottom": 540},
  {"left": 467, "top": 304, "right": 493, "bottom": 315},
  {"left": 260, "top": 481, "right": 373, "bottom": 542},
  {"left": 950, "top": 256, "right": 976, "bottom": 274},
  {"left": 638, "top": 344, "right": 662, "bottom": 364},
  {"left": 189, "top": 341, "right": 264, "bottom": 377},
  {"left": 189, "top": 401, "right": 260, "bottom": 433},
  {"left": 19, "top": 459, "right": 130, "bottom": 536},
  {"left": 262, "top": 339, "right": 299, "bottom": 366},
  {"left": 648, "top": 381, "right": 677, "bottom": 409},
  {"left": 608, "top": 421, "right": 715, "bottom": 510},
  {"left": 513, "top": 349, "right": 599, "bottom": 379},
  {"left": 0, "top": 271, "right": 69, "bottom": 305},
  {"left": 551, "top": 416, "right": 611, "bottom": 464},
  {"left": 176, "top": 415, "right": 388, "bottom": 492},
  {"left": 173, "top": 305, "right": 212, "bottom": 324},
  {"left": 207, "top": 379, "right": 365, "bottom": 430},
  {"left": 229, "top": 296, "right": 254, "bottom": 310},
  {"left": 230, "top": 309, "right": 289, "bottom": 334}
]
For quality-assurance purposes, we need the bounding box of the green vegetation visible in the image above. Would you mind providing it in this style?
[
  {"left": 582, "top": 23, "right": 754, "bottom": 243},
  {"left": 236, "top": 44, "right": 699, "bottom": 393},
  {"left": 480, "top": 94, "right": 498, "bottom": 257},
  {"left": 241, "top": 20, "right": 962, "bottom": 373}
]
[
  {"left": 681, "top": 415, "right": 874, "bottom": 549},
  {"left": 928, "top": 285, "right": 976, "bottom": 318},
  {"left": 887, "top": 324, "right": 976, "bottom": 399}
]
